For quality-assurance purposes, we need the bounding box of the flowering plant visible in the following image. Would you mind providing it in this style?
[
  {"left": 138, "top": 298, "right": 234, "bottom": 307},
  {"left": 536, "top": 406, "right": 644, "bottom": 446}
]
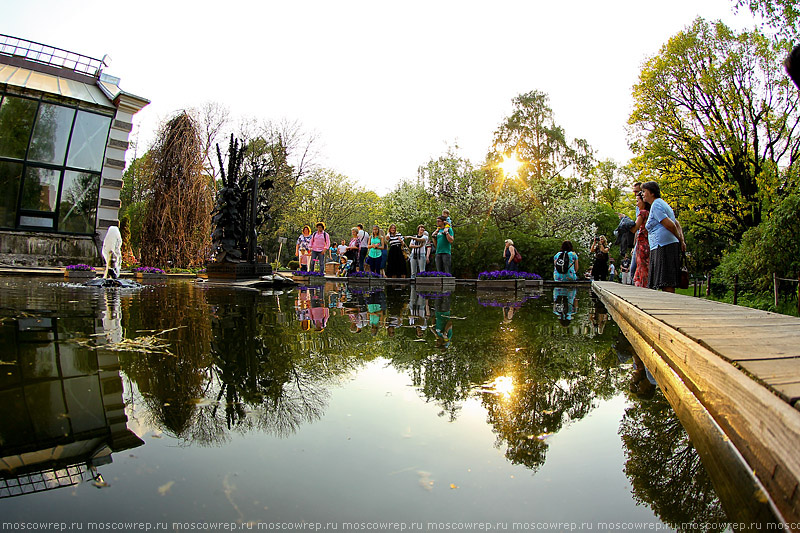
[
  {"left": 478, "top": 270, "right": 541, "bottom": 280},
  {"left": 133, "top": 266, "right": 166, "bottom": 274},
  {"left": 65, "top": 264, "right": 95, "bottom": 271},
  {"left": 415, "top": 271, "right": 454, "bottom": 277},
  {"left": 348, "top": 270, "right": 382, "bottom": 278},
  {"left": 293, "top": 270, "right": 324, "bottom": 277}
]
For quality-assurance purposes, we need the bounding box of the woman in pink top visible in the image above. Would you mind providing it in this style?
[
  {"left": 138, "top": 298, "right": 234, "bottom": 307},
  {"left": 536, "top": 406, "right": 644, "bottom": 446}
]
[{"left": 309, "top": 222, "right": 330, "bottom": 275}]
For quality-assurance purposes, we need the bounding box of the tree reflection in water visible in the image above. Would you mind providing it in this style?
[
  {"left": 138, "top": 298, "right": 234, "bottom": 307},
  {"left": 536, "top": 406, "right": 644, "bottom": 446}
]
[
  {"left": 119, "top": 284, "right": 364, "bottom": 445},
  {"left": 619, "top": 372, "right": 728, "bottom": 530}
]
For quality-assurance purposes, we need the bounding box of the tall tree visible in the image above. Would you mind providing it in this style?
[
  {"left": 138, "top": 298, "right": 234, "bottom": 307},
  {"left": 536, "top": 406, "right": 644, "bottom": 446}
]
[
  {"left": 140, "top": 112, "right": 213, "bottom": 268},
  {"left": 491, "top": 90, "right": 594, "bottom": 188},
  {"left": 628, "top": 18, "right": 800, "bottom": 242}
]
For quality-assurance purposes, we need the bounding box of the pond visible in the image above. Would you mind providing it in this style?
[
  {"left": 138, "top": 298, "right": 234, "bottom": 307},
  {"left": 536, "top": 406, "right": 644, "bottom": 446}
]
[{"left": 0, "top": 278, "right": 732, "bottom": 530}]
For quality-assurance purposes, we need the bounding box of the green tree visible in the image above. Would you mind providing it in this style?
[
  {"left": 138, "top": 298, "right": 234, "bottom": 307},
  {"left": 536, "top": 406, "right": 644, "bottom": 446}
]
[
  {"left": 628, "top": 18, "right": 800, "bottom": 244},
  {"left": 733, "top": 0, "right": 800, "bottom": 37},
  {"left": 491, "top": 90, "right": 594, "bottom": 188},
  {"left": 284, "top": 168, "right": 384, "bottom": 240},
  {"left": 119, "top": 151, "right": 152, "bottom": 257}
]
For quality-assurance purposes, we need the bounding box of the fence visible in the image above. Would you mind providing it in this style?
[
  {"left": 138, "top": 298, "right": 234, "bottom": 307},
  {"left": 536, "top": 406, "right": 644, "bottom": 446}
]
[{"left": 690, "top": 272, "right": 800, "bottom": 315}]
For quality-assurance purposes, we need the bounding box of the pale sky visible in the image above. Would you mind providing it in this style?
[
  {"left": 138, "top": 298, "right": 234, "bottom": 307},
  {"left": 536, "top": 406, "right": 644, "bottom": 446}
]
[{"left": 3, "top": 0, "right": 756, "bottom": 193}]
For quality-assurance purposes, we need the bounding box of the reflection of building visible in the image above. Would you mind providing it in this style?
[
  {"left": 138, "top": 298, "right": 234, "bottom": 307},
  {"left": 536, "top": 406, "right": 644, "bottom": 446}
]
[
  {"left": 0, "top": 34, "right": 148, "bottom": 266},
  {"left": 0, "top": 315, "right": 143, "bottom": 498}
]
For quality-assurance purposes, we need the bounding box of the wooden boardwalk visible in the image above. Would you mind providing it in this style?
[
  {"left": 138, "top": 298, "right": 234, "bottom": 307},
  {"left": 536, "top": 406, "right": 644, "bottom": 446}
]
[{"left": 592, "top": 281, "right": 800, "bottom": 528}]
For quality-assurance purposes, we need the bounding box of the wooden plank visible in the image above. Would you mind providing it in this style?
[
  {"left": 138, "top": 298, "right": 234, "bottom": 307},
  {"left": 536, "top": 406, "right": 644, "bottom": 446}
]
[
  {"left": 592, "top": 282, "right": 800, "bottom": 525},
  {"left": 695, "top": 339, "right": 798, "bottom": 362},
  {"left": 610, "top": 306, "right": 781, "bottom": 526}
]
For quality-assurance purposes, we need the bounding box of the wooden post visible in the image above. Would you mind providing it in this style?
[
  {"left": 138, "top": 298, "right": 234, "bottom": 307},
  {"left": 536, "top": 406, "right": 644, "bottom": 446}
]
[
  {"left": 706, "top": 273, "right": 711, "bottom": 297},
  {"left": 694, "top": 278, "right": 698, "bottom": 297},
  {"left": 733, "top": 274, "right": 739, "bottom": 306},
  {"left": 774, "top": 273, "right": 780, "bottom": 308}
]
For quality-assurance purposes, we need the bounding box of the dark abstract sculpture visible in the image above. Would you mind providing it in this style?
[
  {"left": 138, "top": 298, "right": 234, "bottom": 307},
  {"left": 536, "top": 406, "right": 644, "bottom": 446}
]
[{"left": 210, "top": 135, "right": 275, "bottom": 264}]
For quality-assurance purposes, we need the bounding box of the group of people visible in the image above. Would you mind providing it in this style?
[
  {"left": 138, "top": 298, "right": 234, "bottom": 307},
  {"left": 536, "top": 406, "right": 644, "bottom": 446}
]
[
  {"left": 553, "top": 180, "right": 685, "bottom": 292},
  {"left": 295, "top": 210, "right": 456, "bottom": 278}
]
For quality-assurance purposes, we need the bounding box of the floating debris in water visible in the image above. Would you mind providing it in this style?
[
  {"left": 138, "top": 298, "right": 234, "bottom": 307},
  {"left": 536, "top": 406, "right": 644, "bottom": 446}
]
[
  {"left": 449, "top": 483, "right": 458, "bottom": 489},
  {"left": 158, "top": 481, "right": 174, "bottom": 496},
  {"left": 92, "top": 479, "right": 110, "bottom": 488}
]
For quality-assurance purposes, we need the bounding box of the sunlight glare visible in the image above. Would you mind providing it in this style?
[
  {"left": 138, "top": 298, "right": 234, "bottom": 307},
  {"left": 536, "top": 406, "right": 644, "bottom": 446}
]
[
  {"left": 490, "top": 375, "right": 515, "bottom": 398},
  {"left": 499, "top": 153, "right": 523, "bottom": 178}
]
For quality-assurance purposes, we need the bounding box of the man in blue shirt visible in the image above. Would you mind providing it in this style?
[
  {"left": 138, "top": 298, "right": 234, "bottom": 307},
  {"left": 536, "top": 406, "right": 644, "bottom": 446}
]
[{"left": 432, "top": 216, "right": 454, "bottom": 274}]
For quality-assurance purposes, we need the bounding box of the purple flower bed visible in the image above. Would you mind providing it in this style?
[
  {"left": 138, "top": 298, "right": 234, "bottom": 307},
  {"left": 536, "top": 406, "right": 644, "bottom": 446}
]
[
  {"left": 133, "top": 266, "right": 166, "bottom": 274},
  {"left": 478, "top": 270, "right": 541, "bottom": 280},
  {"left": 65, "top": 264, "right": 95, "bottom": 271},
  {"left": 348, "top": 271, "right": 382, "bottom": 278},
  {"left": 415, "top": 271, "right": 454, "bottom": 278},
  {"left": 293, "top": 270, "right": 324, "bottom": 277}
]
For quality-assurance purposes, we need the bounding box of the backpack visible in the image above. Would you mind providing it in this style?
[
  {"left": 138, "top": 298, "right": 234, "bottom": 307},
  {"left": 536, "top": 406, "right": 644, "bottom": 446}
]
[
  {"left": 555, "top": 251, "right": 570, "bottom": 274},
  {"left": 512, "top": 249, "right": 522, "bottom": 263}
]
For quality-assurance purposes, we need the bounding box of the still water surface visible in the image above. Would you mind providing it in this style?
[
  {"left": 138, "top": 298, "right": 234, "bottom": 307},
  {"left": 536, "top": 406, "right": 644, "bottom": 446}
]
[{"left": 0, "top": 278, "right": 729, "bottom": 528}]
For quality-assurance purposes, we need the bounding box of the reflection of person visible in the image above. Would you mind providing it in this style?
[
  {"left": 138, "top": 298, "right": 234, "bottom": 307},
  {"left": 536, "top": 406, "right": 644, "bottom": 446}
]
[
  {"left": 553, "top": 240, "right": 579, "bottom": 282},
  {"left": 502, "top": 305, "right": 516, "bottom": 324},
  {"left": 503, "top": 239, "right": 519, "bottom": 271},
  {"left": 295, "top": 225, "right": 312, "bottom": 271},
  {"left": 590, "top": 236, "right": 609, "bottom": 281},
  {"left": 552, "top": 287, "right": 577, "bottom": 327},
  {"left": 431, "top": 293, "right": 453, "bottom": 348},
  {"left": 367, "top": 288, "right": 386, "bottom": 335},
  {"left": 408, "top": 287, "right": 430, "bottom": 336},
  {"left": 590, "top": 294, "right": 608, "bottom": 335},
  {"left": 642, "top": 181, "right": 685, "bottom": 293}
]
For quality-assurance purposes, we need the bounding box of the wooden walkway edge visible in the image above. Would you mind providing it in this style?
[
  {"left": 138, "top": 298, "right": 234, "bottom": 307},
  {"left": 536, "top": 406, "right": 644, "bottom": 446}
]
[{"left": 592, "top": 281, "right": 800, "bottom": 528}]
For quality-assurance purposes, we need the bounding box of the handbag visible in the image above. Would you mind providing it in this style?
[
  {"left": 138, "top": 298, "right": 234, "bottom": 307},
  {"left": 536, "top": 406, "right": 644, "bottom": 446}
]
[{"left": 679, "top": 251, "right": 690, "bottom": 289}]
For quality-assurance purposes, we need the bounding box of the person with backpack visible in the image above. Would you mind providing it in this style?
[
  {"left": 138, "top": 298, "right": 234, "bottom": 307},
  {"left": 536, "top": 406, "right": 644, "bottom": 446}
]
[
  {"left": 553, "top": 240, "right": 579, "bottom": 281},
  {"left": 503, "top": 239, "right": 521, "bottom": 271}
]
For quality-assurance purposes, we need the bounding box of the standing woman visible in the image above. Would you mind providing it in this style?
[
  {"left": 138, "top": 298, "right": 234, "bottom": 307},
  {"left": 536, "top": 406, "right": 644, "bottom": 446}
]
[
  {"left": 385, "top": 224, "right": 406, "bottom": 278},
  {"left": 346, "top": 227, "right": 360, "bottom": 264},
  {"left": 503, "top": 239, "right": 519, "bottom": 271},
  {"left": 365, "top": 225, "right": 384, "bottom": 275},
  {"left": 630, "top": 192, "right": 651, "bottom": 288},
  {"left": 407, "top": 225, "right": 429, "bottom": 278},
  {"left": 295, "top": 225, "right": 312, "bottom": 271},
  {"left": 642, "top": 181, "right": 685, "bottom": 292},
  {"left": 590, "top": 236, "right": 610, "bottom": 281}
]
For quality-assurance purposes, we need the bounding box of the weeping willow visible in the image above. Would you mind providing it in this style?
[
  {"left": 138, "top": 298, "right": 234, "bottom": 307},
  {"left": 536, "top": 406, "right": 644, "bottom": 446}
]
[{"left": 140, "top": 112, "right": 212, "bottom": 268}]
